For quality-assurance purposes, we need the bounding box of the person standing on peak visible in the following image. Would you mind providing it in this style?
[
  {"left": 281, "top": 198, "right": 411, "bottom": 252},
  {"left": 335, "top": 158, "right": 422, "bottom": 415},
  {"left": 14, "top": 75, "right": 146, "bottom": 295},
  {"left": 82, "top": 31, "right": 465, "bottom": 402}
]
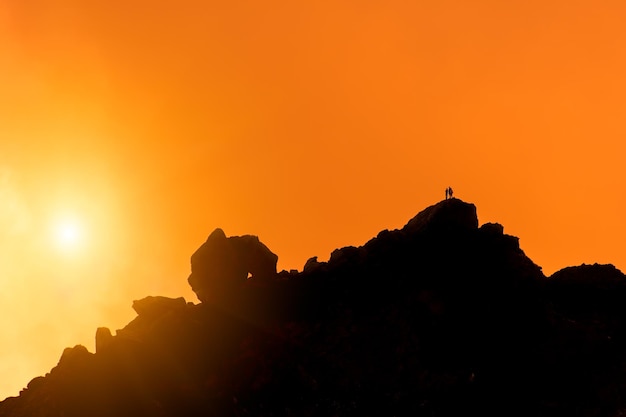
[
  {"left": 445, "top": 187, "right": 449, "bottom": 200},
  {"left": 448, "top": 187, "right": 454, "bottom": 198}
]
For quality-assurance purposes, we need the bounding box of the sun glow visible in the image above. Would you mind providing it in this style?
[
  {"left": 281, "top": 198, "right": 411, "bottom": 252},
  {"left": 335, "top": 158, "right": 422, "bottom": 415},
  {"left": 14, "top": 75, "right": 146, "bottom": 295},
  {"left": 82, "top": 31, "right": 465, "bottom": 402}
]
[{"left": 52, "top": 219, "right": 84, "bottom": 253}]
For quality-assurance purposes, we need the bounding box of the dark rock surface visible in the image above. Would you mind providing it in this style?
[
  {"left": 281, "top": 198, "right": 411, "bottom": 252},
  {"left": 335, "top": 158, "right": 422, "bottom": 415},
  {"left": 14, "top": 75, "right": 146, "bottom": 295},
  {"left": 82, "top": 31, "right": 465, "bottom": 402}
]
[
  {"left": 95, "top": 327, "right": 113, "bottom": 354},
  {"left": 188, "top": 228, "right": 278, "bottom": 303},
  {"left": 1, "top": 198, "right": 626, "bottom": 417}
]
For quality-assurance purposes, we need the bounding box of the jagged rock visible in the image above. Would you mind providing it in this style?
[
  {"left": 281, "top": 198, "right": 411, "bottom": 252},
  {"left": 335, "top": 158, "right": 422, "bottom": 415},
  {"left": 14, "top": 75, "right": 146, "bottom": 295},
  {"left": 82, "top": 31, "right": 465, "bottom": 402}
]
[
  {"left": 3, "top": 199, "right": 626, "bottom": 417},
  {"left": 549, "top": 263, "right": 626, "bottom": 289},
  {"left": 132, "top": 295, "right": 186, "bottom": 318},
  {"left": 25, "top": 376, "right": 45, "bottom": 392},
  {"left": 95, "top": 327, "right": 113, "bottom": 354},
  {"left": 303, "top": 256, "right": 324, "bottom": 273},
  {"left": 188, "top": 228, "right": 278, "bottom": 303},
  {"left": 329, "top": 246, "right": 364, "bottom": 268},
  {"left": 56, "top": 345, "right": 92, "bottom": 369},
  {"left": 547, "top": 263, "right": 626, "bottom": 316},
  {"left": 480, "top": 222, "right": 504, "bottom": 235}
]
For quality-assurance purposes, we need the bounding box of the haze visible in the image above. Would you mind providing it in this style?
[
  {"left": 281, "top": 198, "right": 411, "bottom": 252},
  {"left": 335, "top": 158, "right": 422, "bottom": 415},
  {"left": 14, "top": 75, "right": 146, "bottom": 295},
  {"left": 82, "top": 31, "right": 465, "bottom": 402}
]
[{"left": 0, "top": 0, "right": 624, "bottom": 399}]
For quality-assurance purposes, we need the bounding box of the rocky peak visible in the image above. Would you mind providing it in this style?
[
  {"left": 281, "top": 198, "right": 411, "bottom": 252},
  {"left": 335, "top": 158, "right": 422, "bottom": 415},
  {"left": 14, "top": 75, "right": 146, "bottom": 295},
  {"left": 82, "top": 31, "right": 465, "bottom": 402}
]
[
  {"left": 2, "top": 199, "right": 626, "bottom": 417},
  {"left": 403, "top": 198, "right": 478, "bottom": 234}
]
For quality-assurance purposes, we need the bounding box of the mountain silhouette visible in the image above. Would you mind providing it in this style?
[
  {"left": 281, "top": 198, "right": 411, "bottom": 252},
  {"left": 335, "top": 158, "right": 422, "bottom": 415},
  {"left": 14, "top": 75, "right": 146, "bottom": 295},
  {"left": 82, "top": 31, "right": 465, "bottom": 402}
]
[{"left": 1, "top": 198, "right": 626, "bottom": 417}]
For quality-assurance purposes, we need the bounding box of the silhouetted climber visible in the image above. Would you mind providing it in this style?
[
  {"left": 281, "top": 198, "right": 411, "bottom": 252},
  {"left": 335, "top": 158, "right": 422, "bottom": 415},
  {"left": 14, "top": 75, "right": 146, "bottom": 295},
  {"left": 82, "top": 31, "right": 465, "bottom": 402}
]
[
  {"left": 188, "top": 228, "right": 278, "bottom": 303},
  {"left": 445, "top": 187, "right": 449, "bottom": 200},
  {"left": 449, "top": 187, "right": 454, "bottom": 198}
]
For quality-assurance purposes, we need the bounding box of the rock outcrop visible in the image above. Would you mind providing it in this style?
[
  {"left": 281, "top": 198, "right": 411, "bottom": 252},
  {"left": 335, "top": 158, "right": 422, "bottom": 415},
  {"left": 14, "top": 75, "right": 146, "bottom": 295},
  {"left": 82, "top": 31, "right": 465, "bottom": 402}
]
[
  {"left": 404, "top": 197, "right": 478, "bottom": 234},
  {"left": 188, "top": 228, "right": 278, "bottom": 303},
  {"left": 95, "top": 327, "right": 113, "bottom": 354},
  {"left": 1, "top": 198, "right": 625, "bottom": 417},
  {"left": 547, "top": 263, "right": 626, "bottom": 316},
  {"left": 132, "top": 296, "right": 187, "bottom": 318}
]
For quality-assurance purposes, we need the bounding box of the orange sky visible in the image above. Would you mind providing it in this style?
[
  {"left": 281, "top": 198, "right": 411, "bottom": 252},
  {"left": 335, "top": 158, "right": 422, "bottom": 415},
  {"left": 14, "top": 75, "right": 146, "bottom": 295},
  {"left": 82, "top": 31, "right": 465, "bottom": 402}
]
[{"left": 0, "top": 0, "right": 625, "bottom": 399}]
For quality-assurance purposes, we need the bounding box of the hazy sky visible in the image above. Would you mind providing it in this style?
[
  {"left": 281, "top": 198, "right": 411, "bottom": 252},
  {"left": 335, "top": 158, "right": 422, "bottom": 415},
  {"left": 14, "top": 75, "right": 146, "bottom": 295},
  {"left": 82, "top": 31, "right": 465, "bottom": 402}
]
[{"left": 1, "top": 0, "right": 625, "bottom": 399}]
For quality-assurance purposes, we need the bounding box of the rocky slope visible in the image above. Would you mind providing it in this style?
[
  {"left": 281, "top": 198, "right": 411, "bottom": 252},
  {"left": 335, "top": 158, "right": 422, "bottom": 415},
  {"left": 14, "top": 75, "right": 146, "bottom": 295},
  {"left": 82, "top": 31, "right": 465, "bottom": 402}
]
[{"left": 1, "top": 198, "right": 625, "bottom": 417}]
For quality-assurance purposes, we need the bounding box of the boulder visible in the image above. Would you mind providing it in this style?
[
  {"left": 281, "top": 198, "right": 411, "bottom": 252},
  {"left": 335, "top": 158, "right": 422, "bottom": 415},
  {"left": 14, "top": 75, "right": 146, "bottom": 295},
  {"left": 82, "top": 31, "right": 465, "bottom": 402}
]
[
  {"left": 132, "top": 296, "right": 186, "bottom": 318},
  {"left": 480, "top": 222, "right": 504, "bottom": 235},
  {"left": 25, "top": 376, "right": 45, "bottom": 392},
  {"left": 547, "top": 264, "right": 626, "bottom": 315},
  {"left": 329, "top": 246, "right": 363, "bottom": 265},
  {"left": 303, "top": 256, "right": 323, "bottom": 273},
  {"left": 56, "top": 345, "right": 92, "bottom": 369},
  {"left": 188, "top": 229, "right": 278, "bottom": 303}
]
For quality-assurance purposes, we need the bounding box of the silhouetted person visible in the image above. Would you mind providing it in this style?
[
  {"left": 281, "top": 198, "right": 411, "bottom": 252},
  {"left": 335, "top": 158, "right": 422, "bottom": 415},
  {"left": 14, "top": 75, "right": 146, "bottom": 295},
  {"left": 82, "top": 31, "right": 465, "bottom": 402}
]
[
  {"left": 445, "top": 188, "right": 449, "bottom": 200},
  {"left": 449, "top": 187, "right": 454, "bottom": 198}
]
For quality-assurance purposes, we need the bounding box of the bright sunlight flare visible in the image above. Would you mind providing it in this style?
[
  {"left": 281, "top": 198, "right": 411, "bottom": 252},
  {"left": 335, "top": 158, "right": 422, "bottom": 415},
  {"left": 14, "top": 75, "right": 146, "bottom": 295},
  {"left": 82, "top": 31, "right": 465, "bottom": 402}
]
[{"left": 52, "top": 219, "right": 84, "bottom": 253}]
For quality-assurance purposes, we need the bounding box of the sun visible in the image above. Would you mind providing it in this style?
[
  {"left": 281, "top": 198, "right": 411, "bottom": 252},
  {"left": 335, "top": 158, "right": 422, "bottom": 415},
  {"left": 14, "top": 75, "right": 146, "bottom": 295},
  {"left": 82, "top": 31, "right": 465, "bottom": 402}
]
[{"left": 53, "top": 219, "right": 84, "bottom": 253}]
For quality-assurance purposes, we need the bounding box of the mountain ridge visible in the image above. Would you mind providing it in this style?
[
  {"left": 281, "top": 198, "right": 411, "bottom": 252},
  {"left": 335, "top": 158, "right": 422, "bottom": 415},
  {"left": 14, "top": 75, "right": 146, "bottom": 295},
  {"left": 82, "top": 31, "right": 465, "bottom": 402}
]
[{"left": 1, "top": 198, "right": 625, "bottom": 417}]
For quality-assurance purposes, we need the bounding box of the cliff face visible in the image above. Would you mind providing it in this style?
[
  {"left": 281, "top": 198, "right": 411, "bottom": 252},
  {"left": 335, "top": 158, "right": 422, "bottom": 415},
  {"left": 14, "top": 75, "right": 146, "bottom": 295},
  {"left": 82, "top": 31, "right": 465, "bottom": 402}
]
[{"left": 1, "top": 198, "right": 625, "bottom": 417}]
